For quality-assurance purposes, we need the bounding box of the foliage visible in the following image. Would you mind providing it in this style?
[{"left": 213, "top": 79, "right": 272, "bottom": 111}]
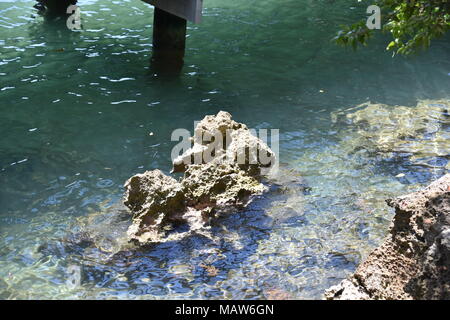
[{"left": 334, "top": 0, "right": 450, "bottom": 55}]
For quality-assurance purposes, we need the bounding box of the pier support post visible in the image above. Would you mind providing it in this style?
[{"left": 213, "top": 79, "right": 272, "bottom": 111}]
[
  {"left": 151, "top": 8, "right": 187, "bottom": 75},
  {"left": 34, "top": 0, "right": 77, "bottom": 15}
]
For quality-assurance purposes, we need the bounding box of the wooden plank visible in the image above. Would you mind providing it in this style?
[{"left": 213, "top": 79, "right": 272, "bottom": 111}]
[{"left": 141, "top": 0, "right": 203, "bottom": 23}]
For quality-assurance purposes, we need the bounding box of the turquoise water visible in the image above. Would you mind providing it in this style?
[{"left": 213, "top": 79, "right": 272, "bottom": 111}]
[{"left": 0, "top": 0, "right": 449, "bottom": 299}]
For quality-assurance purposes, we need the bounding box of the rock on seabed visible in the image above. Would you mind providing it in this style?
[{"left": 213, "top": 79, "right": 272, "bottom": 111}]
[
  {"left": 325, "top": 174, "right": 450, "bottom": 300},
  {"left": 331, "top": 99, "right": 450, "bottom": 172},
  {"left": 124, "top": 111, "right": 276, "bottom": 245}
]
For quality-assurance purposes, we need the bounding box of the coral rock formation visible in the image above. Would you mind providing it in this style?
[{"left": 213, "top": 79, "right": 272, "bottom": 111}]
[
  {"left": 124, "top": 111, "right": 276, "bottom": 245},
  {"left": 325, "top": 173, "right": 450, "bottom": 300}
]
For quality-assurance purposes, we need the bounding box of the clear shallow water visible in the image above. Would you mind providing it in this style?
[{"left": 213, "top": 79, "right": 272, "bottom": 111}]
[{"left": 0, "top": 0, "right": 449, "bottom": 299}]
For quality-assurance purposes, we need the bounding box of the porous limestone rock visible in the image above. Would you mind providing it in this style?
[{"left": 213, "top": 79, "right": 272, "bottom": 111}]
[
  {"left": 124, "top": 170, "right": 186, "bottom": 244},
  {"left": 325, "top": 173, "right": 450, "bottom": 300},
  {"left": 172, "top": 111, "right": 275, "bottom": 175},
  {"left": 192, "top": 111, "right": 245, "bottom": 146},
  {"left": 227, "top": 128, "right": 275, "bottom": 176},
  {"left": 172, "top": 111, "right": 243, "bottom": 173},
  {"left": 182, "top": 155, "right": 267, "bottom": 213},
  {"left": 124, "top": 111, "right": 276, "bottom": 245}
]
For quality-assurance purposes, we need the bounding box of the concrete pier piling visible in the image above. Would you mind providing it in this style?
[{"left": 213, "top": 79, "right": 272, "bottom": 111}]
[
  {"left": 144, "top": 0, "right": 203, "bottom": 75},
  {"left": 150, "top": 7, "right": 187, "bottom": 75},
  {"left": 34, "top": 0, "right": 77, "bottom": 15},
  {"left": 34, "top": 0, "right": 203, "bottom": 75}
]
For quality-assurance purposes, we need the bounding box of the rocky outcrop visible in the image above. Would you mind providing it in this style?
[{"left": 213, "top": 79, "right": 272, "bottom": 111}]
[
  {"left": 172, "top": 111, "right": 275, "bottom": 175},
  {"left": 124, "top": 111, "right": 276, "bottom": 245},
  {"left": 325, "top": 174, "right": 450, "bottom": 300},
  {"left": 124, "top": 170, "right": 187, "bottom": 244}
]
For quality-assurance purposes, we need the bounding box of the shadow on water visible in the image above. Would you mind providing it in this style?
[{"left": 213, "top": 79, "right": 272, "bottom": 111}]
[
  {"left": 34, "top": 172, "right": 311, "bottom": 299},
  {"left": 28, "top": 5, "right": 80, "bottom": 44},
  {"left": 374, "top": 156, "right": 448, "bottom": 185},
  {"left": 35, "top": 197, "right": 273, "bottom": 298}
]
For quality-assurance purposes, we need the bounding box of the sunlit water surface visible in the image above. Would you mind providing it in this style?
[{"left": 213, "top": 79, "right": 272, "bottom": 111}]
[{"left": 0, "top": 0, "right": 449, "bottom": 299}]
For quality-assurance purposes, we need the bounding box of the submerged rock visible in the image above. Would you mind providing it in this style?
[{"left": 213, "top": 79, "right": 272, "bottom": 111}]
[
  {"left": 332, "top": 99, "right": 450, "bottom": 170},
  {"left": 124, "top": 111, "right": 276, "bottom": 245},
  {"left": 325, "top": 174, "right": 450, "bottom": 300}
]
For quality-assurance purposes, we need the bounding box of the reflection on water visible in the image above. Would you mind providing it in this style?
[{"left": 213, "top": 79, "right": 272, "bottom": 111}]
[{"left": 0, "top": 0, "right": 449, "bottom": 299}]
